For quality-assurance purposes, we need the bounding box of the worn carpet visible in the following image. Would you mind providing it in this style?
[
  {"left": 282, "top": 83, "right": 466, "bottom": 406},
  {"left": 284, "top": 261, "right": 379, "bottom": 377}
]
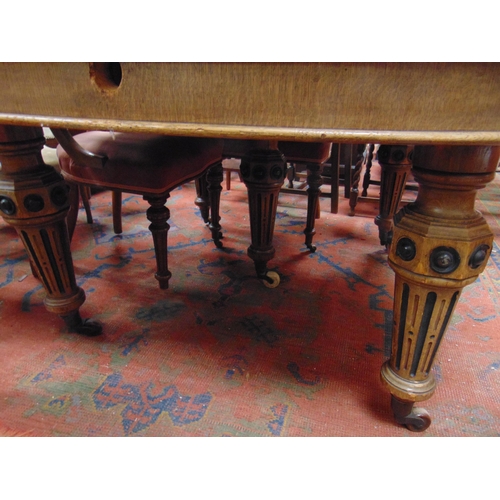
[{"left": 0, "top": 167, "right": 499, "bottom": 437}]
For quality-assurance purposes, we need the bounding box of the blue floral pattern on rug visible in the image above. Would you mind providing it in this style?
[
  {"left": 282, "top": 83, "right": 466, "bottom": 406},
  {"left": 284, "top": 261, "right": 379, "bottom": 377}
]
[{"left": 93, "top": 373, "right": 212, "bottom": 435}]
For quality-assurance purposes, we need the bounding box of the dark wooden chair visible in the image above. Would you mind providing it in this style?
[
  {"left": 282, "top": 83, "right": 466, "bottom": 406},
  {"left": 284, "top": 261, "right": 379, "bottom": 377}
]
[
  {"left": 284, "top": 143, "right": 347, "bottom": 215},
  {"left": 348, "top": 143, "right": 417, "bottom": 245},
  {"left": 56, "top": 131, "right": 223, "bottom": 289},
  {"left": 196, "top": 140, "right": 333, "bottom": 252},
  {"left": 42, "top": 129, "right": 96, "bottom": 231}
]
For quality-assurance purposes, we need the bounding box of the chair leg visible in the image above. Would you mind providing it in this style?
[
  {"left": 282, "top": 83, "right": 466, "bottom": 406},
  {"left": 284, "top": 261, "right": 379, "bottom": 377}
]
[
  {"left": 206, "top": 162, "right": 224, "bottom": 248},
  {"left": 111, "top": 191, "right": 123, "bottom": 234},
  {"left": 375, "top": 145, "right": 413, "bottom": 246},
  {"left": 348, "top": 144, "right": 368, "bottom": 216},
  {"left": 80, "top": 185, "right": 93, "bottom": 224},
  {"left": 144, "top": 194, "right": 172, "bottom": 289},
  {"left": 286, "top": 163, "right": 296, "bottom": 188},
  {"left": 340, "top": 144, "right": 353, "bottom": 199},
  {"left": 329, "top": 143, "right": 340, "bottom": 214},
  {"left": 304, "top": 162, "right": 322, "bottom": 252},
  {"left": 194, "top": 175, "right": 210, "bottom": 224},
  {"left": 66, "top": 182, "right": 80, "bottom": 242},
  {"left": 361, "top": 144, "right": 375, "bottom": 197}
]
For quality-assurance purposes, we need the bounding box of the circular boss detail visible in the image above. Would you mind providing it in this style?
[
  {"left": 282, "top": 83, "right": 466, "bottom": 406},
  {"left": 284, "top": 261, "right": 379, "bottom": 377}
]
[
  {"left": 396, "top": 237, "right": 416, "bottom": 261},
  {"left": 430, "top": 246, "right": 460, "bottom": 274},
  {"left": 0, "top": 196, "right": 16, "bottom": 215}
]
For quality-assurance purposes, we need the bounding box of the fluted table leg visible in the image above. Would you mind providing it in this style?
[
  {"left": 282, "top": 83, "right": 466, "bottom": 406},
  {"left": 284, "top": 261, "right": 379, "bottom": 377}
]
[
  {"left": 380, "top": 145, "right": 499, "bottom": 431},
  {"left": 0, "top": 125, "right": 102, "bottom": 336},
  {"left": 240, "top": 148, "right": 286, "bottom": 288}
]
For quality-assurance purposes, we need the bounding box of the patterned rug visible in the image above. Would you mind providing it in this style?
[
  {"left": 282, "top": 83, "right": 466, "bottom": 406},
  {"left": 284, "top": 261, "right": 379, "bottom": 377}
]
[{"left": 0, "top": 169, "right": 499, "bottom": 437}]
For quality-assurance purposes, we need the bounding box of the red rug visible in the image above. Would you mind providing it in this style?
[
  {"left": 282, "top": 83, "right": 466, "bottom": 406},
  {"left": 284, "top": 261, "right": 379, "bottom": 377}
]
[{"left": 0, "top": 170, "right": 499, "bottom": 436}]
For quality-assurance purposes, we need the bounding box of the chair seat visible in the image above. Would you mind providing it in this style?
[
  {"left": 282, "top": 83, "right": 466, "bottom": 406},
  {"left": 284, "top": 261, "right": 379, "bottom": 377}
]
[
  {"left": 56, "top": 131, "right": 224, "bottom": 290},
  {"left": 57, "top": 132, "right": 224, "bottom": 195}
]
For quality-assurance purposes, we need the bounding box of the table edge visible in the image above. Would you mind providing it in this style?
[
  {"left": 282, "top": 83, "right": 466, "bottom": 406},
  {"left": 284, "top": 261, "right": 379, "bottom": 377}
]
[{"left": 1, "top": 113, "right": 500, "bottom": 146}]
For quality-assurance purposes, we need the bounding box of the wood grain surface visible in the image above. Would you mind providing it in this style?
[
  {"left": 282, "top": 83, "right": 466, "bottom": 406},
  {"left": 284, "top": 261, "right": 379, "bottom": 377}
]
[{"left": 0, "top": 62, "right": 499, "bottom": 144}]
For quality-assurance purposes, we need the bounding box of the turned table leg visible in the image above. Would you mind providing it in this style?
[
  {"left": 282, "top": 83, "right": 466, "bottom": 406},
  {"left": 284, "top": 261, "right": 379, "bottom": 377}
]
[
  {"left": 240, "top": 148, "right": 286, "bottom": 288},
  {"left": 0, "top": 125, "right": 102, "bottom": 336},
  {"left": 380, "top": 145, "right": 499, "bottom": 431},
  {"left": 375, "top": 145, "right": 414, "bottom": 247}
]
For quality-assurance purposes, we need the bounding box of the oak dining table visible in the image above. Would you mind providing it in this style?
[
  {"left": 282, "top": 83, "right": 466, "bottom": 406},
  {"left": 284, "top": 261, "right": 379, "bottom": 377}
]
[{"left": 0, "top": 62, "right": 499, "bottom": 431}]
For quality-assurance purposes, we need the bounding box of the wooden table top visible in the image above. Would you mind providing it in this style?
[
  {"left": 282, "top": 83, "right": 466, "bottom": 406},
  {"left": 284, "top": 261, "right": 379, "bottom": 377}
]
[{"left": 0, "top": 62, "right": 499, "bottom": 145}]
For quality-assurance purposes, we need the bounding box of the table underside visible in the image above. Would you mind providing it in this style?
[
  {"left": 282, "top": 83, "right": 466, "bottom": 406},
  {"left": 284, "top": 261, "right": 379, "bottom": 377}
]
[{"left": 0, "top": 62, "right": 499, "bottom": 145}]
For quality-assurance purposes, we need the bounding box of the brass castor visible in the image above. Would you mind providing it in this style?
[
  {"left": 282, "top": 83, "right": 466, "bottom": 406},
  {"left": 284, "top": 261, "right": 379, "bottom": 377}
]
[
  {"left": 262, "top": 271, "right": 280, "bottom": 288},
  {"left": 391, "top": 396, "right": 431, "bottom": 432}
]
